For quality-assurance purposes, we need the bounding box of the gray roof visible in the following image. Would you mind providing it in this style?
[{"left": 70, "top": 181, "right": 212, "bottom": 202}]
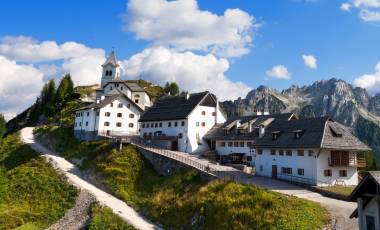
[
  {"left": 102, "top": 51, "right": 119, "bottom": 67},
  {"left": 204, "top": 113, "right": 295, "bottom": 141},
  {"left": 103, "top": 80, "right": 145, "bottom": 92},
  {"left": 76, "top": 93, "right": 143, "bottom": 112},
  {"left": 255, "top": 117, "right": 370, "bottom": 151},
  {"left": 139, "top": 91, "right": 216, "bottom": 122}
]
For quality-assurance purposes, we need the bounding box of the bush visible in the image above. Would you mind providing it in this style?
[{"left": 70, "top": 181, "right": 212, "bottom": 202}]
[{"left": 88, "top": 204, "right": 135, "bottom": 230}]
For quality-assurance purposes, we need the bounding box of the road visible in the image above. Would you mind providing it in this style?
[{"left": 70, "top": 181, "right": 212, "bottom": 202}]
[{"left": 21, "top": 127, "right": 161, "bottom": 230}]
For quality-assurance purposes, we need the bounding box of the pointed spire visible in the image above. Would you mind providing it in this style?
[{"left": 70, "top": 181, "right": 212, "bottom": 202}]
[{"left": 102, "top": 50, "right": 119, "bottom": 67}]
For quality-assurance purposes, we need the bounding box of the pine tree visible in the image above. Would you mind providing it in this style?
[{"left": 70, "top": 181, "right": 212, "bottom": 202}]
[
  {"left": 164, "top": 82, "right": 180, "bottom": 96},
  {"left": 0, "top": 113, "right": 6, "bottom": 139},
  {"left": 56, "top": 74, "right": 74, "bottom": 105}
]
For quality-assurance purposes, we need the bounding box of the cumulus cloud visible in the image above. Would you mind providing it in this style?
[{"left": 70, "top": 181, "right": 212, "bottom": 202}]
[
  {"left": 0, "top": 55, "right": 44, "bottom": 120},
  {"left": 341, "top": 0, "right": 380, "bottom": 21},
  {"left": 0, "top": 35, "right": 105, "bottom": 86},
  {"left": 354, "top": 62, "right": 380, "bottom": 94},
  {"left": 302, "top": 54, "right": 317, "bottom": 69},
  {"left": 123, "top": 0, "right": 256, "bottom": 58},
  {"left": 0, "top": 36, "right": 106, "bottom": 120},
  {"left": 120, "top": 46, "right": 251, "bottom": 100},
  {"left": 266, "top": 65, "right": 291, "bottom": 80}
]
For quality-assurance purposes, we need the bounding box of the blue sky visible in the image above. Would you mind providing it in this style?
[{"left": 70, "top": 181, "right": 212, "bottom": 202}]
[{"left": 1, "top": 0, "right": 380, "bottom": 118}]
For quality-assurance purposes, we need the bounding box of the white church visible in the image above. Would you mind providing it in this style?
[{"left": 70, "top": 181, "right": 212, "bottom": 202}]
[{"left": 74, "top": 51, "right": 151, "bottom": 140}]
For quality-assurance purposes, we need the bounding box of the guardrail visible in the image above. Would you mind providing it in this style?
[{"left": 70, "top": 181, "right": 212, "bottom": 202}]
[{"left": 131, "top": 141, "right": 238, "bottom": 181}]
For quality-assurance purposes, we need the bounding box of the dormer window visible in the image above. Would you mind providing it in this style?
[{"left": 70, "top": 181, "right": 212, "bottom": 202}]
[
  {"left": 293, "top": 130, "right": 303, "bottom": 139},
  {"left": 330, "top": 126, "right": 343, "bottom": 137},
  {"left": 272, "top": 131, "right": 280, "bottom": 140}
]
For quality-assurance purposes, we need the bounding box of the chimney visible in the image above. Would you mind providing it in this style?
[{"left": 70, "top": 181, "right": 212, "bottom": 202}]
[
  {"left": 186, "top": 93, "right": 190, "bottom": 100},
  {"left": 100, "top": 95, "right": 105, "bottom": 101},
  {"left": 256, "top": 110, "right": 263, "bottom": 116},
  {"left": 259, "top": 125, "right": 265, "bottom": 138},
  {"left": 96, "top": 99, "right": 100, "bottom": 104}
]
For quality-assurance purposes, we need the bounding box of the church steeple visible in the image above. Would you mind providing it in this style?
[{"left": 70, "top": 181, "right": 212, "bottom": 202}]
[{"left": 101, "top": 50, "right": 120, "bottom": 88}]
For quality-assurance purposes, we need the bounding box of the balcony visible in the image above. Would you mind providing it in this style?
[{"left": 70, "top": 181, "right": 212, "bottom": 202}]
[{"left": 328, "top": 151, "right": 366, "bottom": 168}]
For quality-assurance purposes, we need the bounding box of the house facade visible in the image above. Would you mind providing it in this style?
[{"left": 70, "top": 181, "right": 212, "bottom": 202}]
[
  {"left": 254, "top": 117, "right": 369, "bottom": 186},
  {"left": 349, "top": 172, "right": 380, "bottom": 230},
  {"left": 74, "top": 94, "right": 142, "bottom": 140},
  {"left": 139, "top": 91, "right": 226, "bottom": 153},
  {"left": 74, "top": 51, "right": 149, "bottom": 140}
]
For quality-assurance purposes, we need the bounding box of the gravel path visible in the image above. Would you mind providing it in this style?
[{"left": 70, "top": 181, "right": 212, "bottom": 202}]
[
  {"left": 47, "top": 190, "right": 96, "bottom": 230},
  {"left": 21, "top": 127, "right": 161, "bottom": 230}
]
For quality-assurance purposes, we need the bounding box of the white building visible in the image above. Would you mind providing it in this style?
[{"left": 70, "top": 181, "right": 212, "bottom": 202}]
[
  {"left": 74, "top": 94, "right": 143, "bottom": 140},
  {"left": 74, "top": 51, "right": 149, "bottom": 140},
  {"left": 254, "top": 117, "right": 369, "bottom": 186},
  {"left": 350, "top": 172, "right": 380, "bottom": 230},
  {"left": 139, "top": 91, "right": 226, "bottom": 153}
]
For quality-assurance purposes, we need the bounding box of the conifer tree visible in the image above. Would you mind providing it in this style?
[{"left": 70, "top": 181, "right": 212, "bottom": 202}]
[{"left": 0, "top": 113, "right": 6, "bottom": 139}]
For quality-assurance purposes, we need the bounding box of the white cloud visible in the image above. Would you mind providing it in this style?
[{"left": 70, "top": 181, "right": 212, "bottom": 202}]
[
  {"left": 266, "top": 65, "right": 291, "bottom": 80},
  {"left": 124, "top": 0, "right": 256, "bottom": 58},
  {"left": 341, "top": 0, "right": 380, "bottom": 21},
  {"left": 302, "top": 54, "right": 317, "bottom": 69},
  {"left": 0, "top": 36, "right": 105, "bottom": 86},
  {"left": 354, "top": 62, "right": 380, "bottom": 94},
  {"left": 120, "top": 46, "right": 251, "bottom": 100},
  {"left": 0, "top": 55, "right": 44, "bottom": 120}
]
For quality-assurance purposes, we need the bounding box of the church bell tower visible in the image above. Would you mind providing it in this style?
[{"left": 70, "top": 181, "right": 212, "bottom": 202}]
[{"left": 101, "top": 51, "right": 120, "bottom": 88}]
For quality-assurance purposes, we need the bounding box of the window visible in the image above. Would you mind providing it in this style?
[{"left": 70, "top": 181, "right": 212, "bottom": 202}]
[
  {"left": 308, "top": 150, "right": 314, "bottom": 156},
  {"left": 298, "top": 168, "right": 304, "bottom": 176},
  {"left": 233, "top": 142, "right": 239, "bottom": 147},
  {"left": 260, "top": 165, "right": 263, "bottom": 172},
  {"left": 324, "top": 169, "right": 332, "bottom": 177},
  {"left": 81, "top": 112, "right": 83, "bottom": 116},
  {"left": 365, "top": 216, "right": 375, "bottom": 230},
  {"left": 339, "top": 170, "right": 347, "bottom": 177},
  {"left": 202, "top": 111, "right": 206, "bottom": 115},
  {"left": 128, "top": 123, "right": 134, "bottom": 128},
  {"left": 109, "top": 70, "right": 112, "bottom": 76},
  {"left": 87, "top": 112, "right": 90, "bottom": 116},
  {"left": 96, "top": 112, "right": 99, "bottom": 116},
  {"left": 142, "top": 123, "right": 145, "bottom": 128},
  {"left": 258, "top": 149, "right": 263, "bottom": 155},
  {"left": 79, "top": 122, "right": 82, "bottom": 126},
  {"left": 228, "top": 142, "right": 233, "bottom": 147},
  {"left": 105, "top": 112, "right": 111, "bottom": 117},
  {"left": 116, "top": 122, "right": 122, "bottom": 127},
  {"left": 159, "top": 123, "right": 162, "bottom": 127},
  {"left": 118, "top": 103, "right": 123, "bottom": 108},
  {"left": 212, "top": 112, "right": 216, "bottom": 116},
  {"left": 150, "top": 123, "right": 154, "bottom": 128},
  {"left": 201, "top": 122, "right": 206, "bottom": 127},
  {"left": 240, "top": 142, "right": 244, "bottom": 147},
  {"left": 117, "top": 113, "right": 122, "bottom": 118},
  {"left": 121, "top": 86, "right": 123, "bottom": 90},
  {"left": 196, "top": 122, "right": 200, "bottom": 127},
  {"left": 127, "top": 104, "right": 130, "bottom": 108},
  {"left": 75, "top": 122, "right": 77, "bottom": 127},
  {"left": 286, "top": 150, "right": 292, "bottom": 156},
  {"left": 281, "top": 167, "right": 292, "bottom": 175},
  {"left": 221, "top": 142, "right": 226, "bottom": 147},
  {"left": 168, "top": 122, "right": 172, "bottom": 127},
  {"left": 135, "top": 99, "right": 139, "bottom": 103},
  {"left": 110, "top": 86, "right": 113, "bottom": 90},
  {"left": 104, "top": 122, "right": 110, "bottom": 126},
  {"left": 110, "top": 103, "right": 113, "bottom": 107},
  {"left": 85, "top": 121, "right": 88, "bottom": 126},
  {"left": 178, "top": 133, "right": 183, "bottom": 139},
  {"left": 297, "top": 150, "right": 304, "bottom": 156},
  {"left": 181, "top": 121, "right": 185, "bottom": 126},
  {"left": 271, "top": 149, "right": 276, "bottom": 155},
  {"left": 279, "top": 150, "right": 284, "bottom": 156},
  {"left": 155, "top": 123, "right": 158, "bottom": 128},
  {"left": 174, "top": 122, "right": 178, "bottom": 127}
]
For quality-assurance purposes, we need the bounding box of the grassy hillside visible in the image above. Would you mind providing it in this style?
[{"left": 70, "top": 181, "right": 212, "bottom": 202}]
[
  {"left": 36, "top": 125, "right": 329, "bottom": 230},
  {"left": 88, "top": 204, "right": 135, "bottom": 230},
  {"left": 0, "top": 133, "right": 77, "bottom": 229}
]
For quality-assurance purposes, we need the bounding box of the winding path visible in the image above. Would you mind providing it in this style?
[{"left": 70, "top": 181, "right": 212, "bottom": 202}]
[{"left": 21, "top": 127, "right": 161, "bottom": 230}]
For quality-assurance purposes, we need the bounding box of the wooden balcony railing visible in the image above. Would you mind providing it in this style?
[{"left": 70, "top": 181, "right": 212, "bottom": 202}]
[{"left": 328, "top": 151, "right": 366, "bottom": 168}]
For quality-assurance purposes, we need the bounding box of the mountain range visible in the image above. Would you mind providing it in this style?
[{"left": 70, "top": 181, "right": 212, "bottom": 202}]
[{"left": 221, "top": 78, "right": 380, "bottom": 167}]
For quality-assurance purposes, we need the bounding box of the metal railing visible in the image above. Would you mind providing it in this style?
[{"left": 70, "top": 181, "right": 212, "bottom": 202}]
[{"left": 131, "top": 140, "right": 238, "bottom": 181}]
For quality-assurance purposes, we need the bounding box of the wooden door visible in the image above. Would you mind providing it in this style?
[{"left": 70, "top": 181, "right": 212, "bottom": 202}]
[{"left": 272, "top": 165, "right": 277, "bottom": 179}]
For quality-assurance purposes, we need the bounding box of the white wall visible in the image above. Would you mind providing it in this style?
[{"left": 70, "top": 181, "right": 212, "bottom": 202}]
[
  {"left": 97, "top": 97, "right": 140, "bottom": 136},
  {"left": 255, "top": 149, "right": 317, "bottom": 182},
  {"left": 101, "top": 64, "right": 120, "bottom": 87},
  {"left": 103, "top": 83, "right": 132, "bottom": 98},
  {"left": 215, "top": 140, "right": 253, "bottom": 156},
  {"left": 361, "top": 198, "right": 380, "bottom": 230},
  {"left": 316, "top": 149, "right": 358, "bottom": 186},
  {"left": 74, "top": 109, "right": 98, "bottom": 132}
]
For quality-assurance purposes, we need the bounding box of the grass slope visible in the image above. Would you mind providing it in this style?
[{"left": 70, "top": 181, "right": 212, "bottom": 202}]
[
  {"left": 36, "top": 126, "right": 329, "bottom": 229},
  {"left": 88, "top": 204, "right": 135, "bottom": 230},
  {"left": 0, "top": 133, "right": 77, "bottom": 230}
]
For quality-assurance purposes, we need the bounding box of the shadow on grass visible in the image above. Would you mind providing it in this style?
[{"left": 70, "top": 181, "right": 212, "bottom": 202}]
[{"left": 2, "top": 145, "right": 39, "bottom": 170}]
